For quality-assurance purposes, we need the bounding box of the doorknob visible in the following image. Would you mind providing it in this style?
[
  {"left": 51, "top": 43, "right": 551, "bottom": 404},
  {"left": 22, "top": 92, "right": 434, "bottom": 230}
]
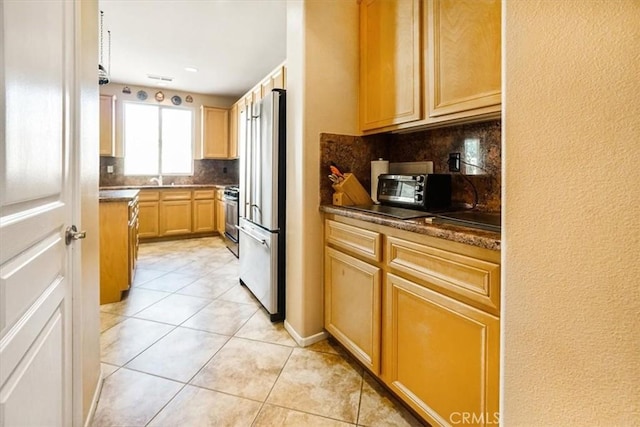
[{"left": 65, "top": 225, "right": 87, "bottom": 245}]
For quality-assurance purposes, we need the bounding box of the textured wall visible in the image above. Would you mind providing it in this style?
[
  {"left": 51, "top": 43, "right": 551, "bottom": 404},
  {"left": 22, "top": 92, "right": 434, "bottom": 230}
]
[
  {"left": 286, "top": 0, "right": 360, "bottom": 340},
  {"left": 502, "top": 0, "right": 640, "bottom": 424}
]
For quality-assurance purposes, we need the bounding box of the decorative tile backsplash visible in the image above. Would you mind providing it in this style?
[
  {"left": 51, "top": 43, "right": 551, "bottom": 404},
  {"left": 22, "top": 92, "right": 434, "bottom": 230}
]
[
  {"left": 319, "top": 120, "right": 501, "bottom": 212},
  {"left": 99, "top": 157, "right": 239, "bottom": 187}
]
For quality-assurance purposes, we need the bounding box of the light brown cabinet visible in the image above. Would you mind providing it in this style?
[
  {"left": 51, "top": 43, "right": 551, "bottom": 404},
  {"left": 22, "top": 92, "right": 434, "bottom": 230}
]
[
  {"left": 324, "top": 215, "right": 500, "bottom": 426},
  {"left": 215, "top": 188, "right": 226, "bottom": 235},
  {"left": 193, "top": 190, "right": 216, "bottom": 233},
  {"left": 201, "top": 106, "right": 230, "bottom": 158},
  {"left": 359, "top": 0, "right": 501, "bottom": 133},
  {"left": 99, "top": 94, "right": 116, "bottom": 156},
  {"left": 159, "top": 190, "right": 192, "bottom": 236},
  {"left": 228, "top": 103, "right": 239, "bottom": 159},
  {"left": 138, "top": 188, "right": 219, "bottom": 240},
  {"left": 359, "top": 0, "right": 422, "bottom": 130},
  {"left": 138, "top": 191, "right": 160, "bottom": 238},
  {"left": 100, "top": 194, "right": 138, "bottom": 304},
  {"left": 325, "top": 247, "right": 381, "bottom": 374}
]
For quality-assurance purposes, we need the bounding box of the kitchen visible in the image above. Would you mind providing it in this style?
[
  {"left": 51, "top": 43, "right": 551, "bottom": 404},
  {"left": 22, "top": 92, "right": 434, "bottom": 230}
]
[{"left": 1, "top": 1, "right": 637, "bottom": 427}]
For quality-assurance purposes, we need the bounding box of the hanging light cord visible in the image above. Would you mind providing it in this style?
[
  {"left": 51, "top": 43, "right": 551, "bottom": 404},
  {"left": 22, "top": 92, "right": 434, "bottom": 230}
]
[
  {"left": 107, "top": 30, "right": 111, "bottom": 74},
  {"left": 99, "top": 11, "right": 104, "bottom": 65}
]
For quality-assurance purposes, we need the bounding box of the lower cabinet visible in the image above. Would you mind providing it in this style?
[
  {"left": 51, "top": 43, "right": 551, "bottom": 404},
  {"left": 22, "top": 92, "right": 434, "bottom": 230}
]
[
  {"left": 138, "top": 188, "right": 219, "bottom": 240},
  {"left": 384, "top": 273, "right": 500, "bottom": 426},
  {"left": 100, "top": 195, "right": 138, "bottom": 304},
  {"left": 324, "top": 247, "right": 381, "bottom": 374},
  {"left": 215, "top": 189, "right": 226, "bottom": 234},
  {"left": 324, "top": 215, "right": 500, "bottom": 427}
]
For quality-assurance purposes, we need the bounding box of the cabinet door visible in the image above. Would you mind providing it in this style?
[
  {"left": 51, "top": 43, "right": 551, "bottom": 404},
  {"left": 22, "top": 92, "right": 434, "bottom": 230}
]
[
  {"left": 360, "top": 0, "right": 421, "bottom": 131},
  {"left": 160, "top": 200, "right": 192, "bottom": 236},
  {"left": 325, "top": 247, "right": 381, "bottom": 374},
  {"left": 271, "top": 66, "right": 286, "bottom": 89},
  {"left": 216, "top": 198, "right": 226, "bottom": 234},
  {"left": 193, "top": 199, "right": 215, "bottom": 233},
  {"left": 228, "top": 103, "right": 239, "bottom": 159},
  {"left": 138, "top": 201, "right": 159, "bottom": 238},
  {"left": 201, "top": 106, "right": 229, "bottom": 158},
  {"left": 384, "top": 273, "right": 499, "bottom": 426},
  {"left": 427, "top": 0, "right": 501, "bottom": 117},
  {"left": 99, "top": 94, "right": 115, "bottom": 156}
]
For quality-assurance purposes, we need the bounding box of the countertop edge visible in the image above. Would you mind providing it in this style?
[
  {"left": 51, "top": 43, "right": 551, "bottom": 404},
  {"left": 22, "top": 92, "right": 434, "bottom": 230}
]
[
  {"left": 320, "top": 205, "right": 501, "bottom": 251},
  {"left": 99, "top": 189, "right": 140, "bottom": 203},
  {"left": 99, "top": 184, "right": 232, "bottom": 190}
]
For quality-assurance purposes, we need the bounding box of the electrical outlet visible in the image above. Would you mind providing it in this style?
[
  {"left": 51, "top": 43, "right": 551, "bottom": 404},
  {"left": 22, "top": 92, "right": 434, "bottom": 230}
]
[
  {"left": 448, "top": 153, "right": 461, "bottom": 172},
  {"left": 107, "top": 165, "right": 114, "bottom": 173},
  {"left": 223, "top": 167, "right": 228, "bottom": 173}
]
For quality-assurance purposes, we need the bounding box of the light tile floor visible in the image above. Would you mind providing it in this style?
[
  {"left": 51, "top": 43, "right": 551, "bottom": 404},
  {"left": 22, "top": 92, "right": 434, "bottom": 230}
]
[{"left": 93, "top": 237, "right": 424, "bottom": 427}]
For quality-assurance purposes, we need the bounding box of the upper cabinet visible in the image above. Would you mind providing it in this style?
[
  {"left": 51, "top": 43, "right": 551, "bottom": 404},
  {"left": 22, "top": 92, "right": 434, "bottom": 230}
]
[
  {"left": 427, "top": 0, "right": 501, "bottom": 118},
  {"left": 359, "top": 0, "right": 422, "bottom": 130},
  {"left": 99, "top": 94, "right": 116, "bottom": 156},
  {"left": 201, "top": 106, "right": 229, "bottom": 158},
  {"left": 359, "top": 0, "right": 501, "bottom": 134}
]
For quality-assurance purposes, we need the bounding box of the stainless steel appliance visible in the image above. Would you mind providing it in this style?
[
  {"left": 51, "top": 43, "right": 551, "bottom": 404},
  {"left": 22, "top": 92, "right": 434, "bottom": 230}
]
[
  {"left": 377, "top": 173, "right": 452, "bottom": 211},
  {"left": 238, "top": 89, "right": 286, "bottom": 321},
  {"left": 223, "top": 185, "right": 239, "bottom": 257}
]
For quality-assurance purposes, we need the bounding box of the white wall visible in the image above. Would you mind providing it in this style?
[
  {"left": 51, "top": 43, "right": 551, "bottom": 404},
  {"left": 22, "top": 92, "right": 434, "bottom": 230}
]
[
  {"left": 285, "top": 0, "right": 359, "bottom": 340},
  {"left": 502, "top": 0, "right": 640, "bottom": 424}
]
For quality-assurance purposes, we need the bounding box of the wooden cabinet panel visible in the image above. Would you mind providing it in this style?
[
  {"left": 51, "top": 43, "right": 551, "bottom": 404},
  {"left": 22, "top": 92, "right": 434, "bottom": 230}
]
[
  {"left": 427, "top": 0, "right": 501, "bottom": 117},
  {"left": 193, "top": 199, "right": 215, "bottom": 233},
  {"left": 325, "top": 247, "right": 381, "bottom": 374},
  {"left": 271, "top": 66, "right": 286, "bottom": 89},
  {"left": 325, "top": 219, "right": 382, "bottom": 262},
  {"left": 194, "top": 189, "right": 215, "bottom": 200},
  {"left": 360, "top": 0, "right": 421, "bottom": 131},
  {"left": 386, "top": 235, "right": 500, "bottom": 315},
  {"left": 252, "top": 85, "right": 263, "bottom": 104},
  {"left": 138, "top": 201, "right": 159, "bottom": 238},
  {"left": 100, "top": 197, "right": 138, "bottom": 304},
  {"left": 139, "top": 191, "right": 160, "bottom": 202},
  {"left": 384, "top": 273, "right": 499, "bottom": 426},
  {"left": 216, "top": 198, "right": 226, "bottom": 234},
  {"left": 99, "top": 94, "right": 115, "bottom": 156},
  {"left": 161, "top": 190, "right": 191, "bottom": 201},
  {"left": 160, "top": 200, "right": 192, "bottom": 236},
  {"left": 228, "top": 103, "right": 239, "bottom": 159},
  {"left": 201, "top": 106, "right": 229, "bottom": 158}
]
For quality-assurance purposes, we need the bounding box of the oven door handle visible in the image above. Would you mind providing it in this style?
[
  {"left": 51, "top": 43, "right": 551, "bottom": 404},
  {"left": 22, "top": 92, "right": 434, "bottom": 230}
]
[{"left": 236, "top": 225, "right": 267, "bottom": 246}]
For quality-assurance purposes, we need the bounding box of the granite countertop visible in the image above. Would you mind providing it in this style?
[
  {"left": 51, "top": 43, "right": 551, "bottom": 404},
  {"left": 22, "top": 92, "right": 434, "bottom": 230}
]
[
  {"left": 321, "top": 205, "right": 501, "bottom": 251},
  {"left": 100, "top": 184, "right": 233, "bottom": 190},
  {"left": 99, "top": 189, "right": 140, "bottom": 202}
]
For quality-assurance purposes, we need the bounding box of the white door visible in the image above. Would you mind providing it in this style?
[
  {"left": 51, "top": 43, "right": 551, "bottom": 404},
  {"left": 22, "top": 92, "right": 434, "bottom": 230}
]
[{"left": 0, "top": 1, "right": 77, "bottom": 425}]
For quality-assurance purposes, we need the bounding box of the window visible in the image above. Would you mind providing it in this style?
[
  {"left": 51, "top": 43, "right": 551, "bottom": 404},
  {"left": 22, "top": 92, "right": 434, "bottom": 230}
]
[{"left": 123, "top": 103, "right": 193, "bottom": 175}]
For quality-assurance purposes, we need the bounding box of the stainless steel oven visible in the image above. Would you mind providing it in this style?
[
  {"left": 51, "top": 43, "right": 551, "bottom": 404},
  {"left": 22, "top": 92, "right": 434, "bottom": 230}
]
[{"left": 224, "top": 186, "right": 239, "bottom": 257}]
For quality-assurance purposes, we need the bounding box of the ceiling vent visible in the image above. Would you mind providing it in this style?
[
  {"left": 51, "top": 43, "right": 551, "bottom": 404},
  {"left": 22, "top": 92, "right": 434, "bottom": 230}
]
[{"left": 147, "top": 75, "right": 174, "bottom": 82}]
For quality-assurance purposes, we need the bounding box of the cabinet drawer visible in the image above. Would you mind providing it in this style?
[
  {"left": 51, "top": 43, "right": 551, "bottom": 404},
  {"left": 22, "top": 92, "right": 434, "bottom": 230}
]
[
  {"left": 139, "top": 190, "right": 160, "bottom": 202},
  {"left": 386, "top": 236, "right": 500, "bottom": 314},
  {"left": 194, "top": 189, "right": 215, "bottom": 200},
  {"left": 215, "top": 189, "right": 225, "bottom": 201},
  {"left": 161, "top": 190, "right": 192, "bottom": 201},
  {"left": 325, "top": 219, "right": 382, "bottom": 262}
]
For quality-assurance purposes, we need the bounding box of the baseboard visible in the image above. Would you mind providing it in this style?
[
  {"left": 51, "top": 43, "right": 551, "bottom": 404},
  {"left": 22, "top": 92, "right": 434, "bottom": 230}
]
[
  {"left": 84, "top": 368, "right": 104, "bottom": 427},
  {"left": 284, "top": 320, "right": 328, "bottom": 347}
]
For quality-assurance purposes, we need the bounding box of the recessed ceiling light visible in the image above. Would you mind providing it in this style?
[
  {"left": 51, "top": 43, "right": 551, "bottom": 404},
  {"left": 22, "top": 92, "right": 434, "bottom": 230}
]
[
  {"left": 157, "top": 82, "right": 168, "bottom": 87},
  {"left": 184, "top": 67, "right": 198, "bottom": 73}
]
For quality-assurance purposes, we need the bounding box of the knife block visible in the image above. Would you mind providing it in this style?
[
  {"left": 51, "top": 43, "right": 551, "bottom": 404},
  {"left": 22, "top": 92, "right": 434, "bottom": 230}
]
[{"left": 332, "top": 173, "right": 373, "bottom": 206}]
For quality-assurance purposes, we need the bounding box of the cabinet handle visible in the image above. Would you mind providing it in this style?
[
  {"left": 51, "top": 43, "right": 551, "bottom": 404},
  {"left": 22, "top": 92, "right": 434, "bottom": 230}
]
[{"left": 65, "top": 225, "right": 87, "bottom": 245}]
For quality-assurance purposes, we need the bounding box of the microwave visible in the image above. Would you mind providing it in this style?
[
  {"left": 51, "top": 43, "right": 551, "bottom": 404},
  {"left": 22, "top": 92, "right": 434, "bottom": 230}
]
[{"left": 377, "top": 174, "right": 452, "bottom": 211}]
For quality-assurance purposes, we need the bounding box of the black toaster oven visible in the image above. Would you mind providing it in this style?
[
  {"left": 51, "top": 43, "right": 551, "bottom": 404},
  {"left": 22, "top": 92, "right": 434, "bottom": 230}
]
[{"left": 377, "top": 174, "right": 451, "bottom": 211}]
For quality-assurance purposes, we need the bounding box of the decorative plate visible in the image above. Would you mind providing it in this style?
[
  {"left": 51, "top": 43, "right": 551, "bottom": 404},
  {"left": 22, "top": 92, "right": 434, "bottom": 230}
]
[
  {"left": 185, "top": 95, "right": 193, "bottom": 103},
  {"left": 136, "top": 90, "right": 148, "bottom": 100},
  {"left": 171, "top": 95, "right": 182, "bottom": 106},
  {"left": 155, "top": 91, "right": 165, "bottom": 102}
]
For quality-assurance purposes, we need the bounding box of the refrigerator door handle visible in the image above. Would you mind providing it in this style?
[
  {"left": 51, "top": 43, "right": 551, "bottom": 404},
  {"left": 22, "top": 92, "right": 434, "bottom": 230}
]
[{"left": 237, "top": 225, "right": 268, "bottom": 246}]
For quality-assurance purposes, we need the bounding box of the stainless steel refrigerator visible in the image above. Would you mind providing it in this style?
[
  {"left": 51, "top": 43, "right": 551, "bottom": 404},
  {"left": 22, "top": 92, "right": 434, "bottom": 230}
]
[{"left": 238, "top": 89, "right": 286, "bottom": 321}]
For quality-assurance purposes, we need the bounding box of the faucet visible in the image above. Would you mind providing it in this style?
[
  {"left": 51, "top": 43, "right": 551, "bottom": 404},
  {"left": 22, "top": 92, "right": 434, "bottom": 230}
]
[{"left": 150, "top": 176, "right": 163, "bottom": 186}]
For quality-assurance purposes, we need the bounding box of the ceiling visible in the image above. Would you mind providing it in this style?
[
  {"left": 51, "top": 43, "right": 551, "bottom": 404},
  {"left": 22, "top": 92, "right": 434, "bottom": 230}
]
[{"left": 99, "top": 0, "right": 287, "bottom": 98}]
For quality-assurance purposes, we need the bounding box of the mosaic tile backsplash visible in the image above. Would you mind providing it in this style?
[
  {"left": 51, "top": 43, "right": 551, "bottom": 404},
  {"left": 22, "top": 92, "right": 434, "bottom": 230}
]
[
  {"left": 100, "top": 157, "right": 239, "bottom": 187},
  {"left": 320, "top": 120, "right": 501, "bottom": 212}
]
